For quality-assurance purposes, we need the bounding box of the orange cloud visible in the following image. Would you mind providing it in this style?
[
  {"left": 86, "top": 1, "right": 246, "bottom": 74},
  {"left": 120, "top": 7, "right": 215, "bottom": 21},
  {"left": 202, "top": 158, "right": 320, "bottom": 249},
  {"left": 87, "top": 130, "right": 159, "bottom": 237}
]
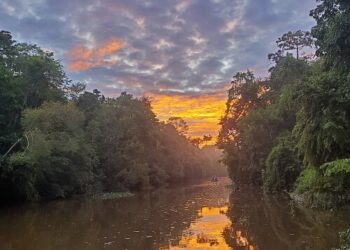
[
  {"left": 66, "top": 38, "right": 124, "bottom": 72},
  {"left": 148, "top": 91, "right": 227, "bottom": 144}
]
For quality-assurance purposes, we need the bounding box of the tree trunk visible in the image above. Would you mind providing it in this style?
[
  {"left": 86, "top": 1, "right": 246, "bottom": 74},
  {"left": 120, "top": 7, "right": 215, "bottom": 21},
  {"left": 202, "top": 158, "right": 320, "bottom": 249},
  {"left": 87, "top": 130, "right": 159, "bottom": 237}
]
[{"left": 296, "top": 45, "right": 299, "bottom": 60}]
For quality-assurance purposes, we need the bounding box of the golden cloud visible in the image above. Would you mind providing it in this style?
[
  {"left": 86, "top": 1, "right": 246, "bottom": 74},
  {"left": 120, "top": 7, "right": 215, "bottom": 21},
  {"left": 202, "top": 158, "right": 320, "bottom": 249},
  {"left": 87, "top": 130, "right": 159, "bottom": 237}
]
[
  {"left": 66, "top": 38, "right": 124, "bottom": 72},
  {"left": 148, "top": 91, "right": 228, "bottom": 144}
]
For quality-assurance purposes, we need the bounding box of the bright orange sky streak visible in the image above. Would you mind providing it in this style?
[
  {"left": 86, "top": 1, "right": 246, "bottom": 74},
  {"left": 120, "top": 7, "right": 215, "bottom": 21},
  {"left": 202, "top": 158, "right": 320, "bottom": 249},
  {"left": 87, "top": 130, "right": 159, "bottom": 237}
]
[
  {"left": 66, "top": 38, "right": 124, "bottom": 72},
  {"left": 149, "top": 92, "right": 227, "bottom": 143}
]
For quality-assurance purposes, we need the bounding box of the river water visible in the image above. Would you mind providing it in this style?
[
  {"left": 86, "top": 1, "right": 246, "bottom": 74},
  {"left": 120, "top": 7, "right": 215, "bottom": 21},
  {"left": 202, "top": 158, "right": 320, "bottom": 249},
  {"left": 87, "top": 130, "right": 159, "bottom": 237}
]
[{"left": 0, "top": 178, "right": 349, "bottom": 250}]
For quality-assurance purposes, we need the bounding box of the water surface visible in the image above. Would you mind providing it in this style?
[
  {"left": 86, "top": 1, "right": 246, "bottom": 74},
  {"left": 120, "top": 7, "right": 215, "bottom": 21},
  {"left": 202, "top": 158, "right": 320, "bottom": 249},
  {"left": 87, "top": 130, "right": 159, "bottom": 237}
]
[{"left": 0, "top": 178, "right": 349, "bottom": 250}]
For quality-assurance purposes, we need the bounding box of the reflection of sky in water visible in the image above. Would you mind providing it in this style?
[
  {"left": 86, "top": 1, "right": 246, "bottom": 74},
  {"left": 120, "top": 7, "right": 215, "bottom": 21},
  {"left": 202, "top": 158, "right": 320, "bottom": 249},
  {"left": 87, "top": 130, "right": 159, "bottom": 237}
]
[
  {"left": 164, "top": 206, "right": 255, "bottom": 250},
  {"left": 1, "top": 178, "right": 347, "bottom": 250}
]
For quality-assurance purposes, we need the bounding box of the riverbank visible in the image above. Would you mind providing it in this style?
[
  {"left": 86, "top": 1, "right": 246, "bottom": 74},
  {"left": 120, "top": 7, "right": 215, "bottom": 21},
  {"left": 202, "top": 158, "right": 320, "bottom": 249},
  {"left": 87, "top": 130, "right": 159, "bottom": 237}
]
[{"left": 289, "top": 191, "right": 350, "bottom": 209}]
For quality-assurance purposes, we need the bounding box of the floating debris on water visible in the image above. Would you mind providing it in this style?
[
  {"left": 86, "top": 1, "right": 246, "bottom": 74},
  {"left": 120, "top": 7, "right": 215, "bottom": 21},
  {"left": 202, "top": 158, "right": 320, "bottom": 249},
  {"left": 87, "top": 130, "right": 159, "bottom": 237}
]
[{"left": 93, "top": 192, "right": 134, "bottom": 200}]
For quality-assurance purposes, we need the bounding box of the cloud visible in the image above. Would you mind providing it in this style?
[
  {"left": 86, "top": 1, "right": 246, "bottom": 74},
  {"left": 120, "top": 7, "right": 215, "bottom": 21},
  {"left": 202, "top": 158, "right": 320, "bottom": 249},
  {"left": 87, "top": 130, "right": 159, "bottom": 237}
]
[
  {"left": 0, "top": 0, "right": 317, "bottom": 137},
  {"left": 66, "top": 38, "right": 125, "bottom": 72},
  {"left": 220, "top": 19, "right": 238, "bottom": 33}
]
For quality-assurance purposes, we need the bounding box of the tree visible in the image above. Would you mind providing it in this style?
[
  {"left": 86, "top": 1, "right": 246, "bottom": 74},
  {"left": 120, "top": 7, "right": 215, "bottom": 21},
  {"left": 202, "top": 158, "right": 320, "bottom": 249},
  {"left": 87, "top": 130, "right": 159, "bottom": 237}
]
[
  {"left": 268, "top": 30, "right": 314, "bottom": 64},
  {"left": 310, "top": 0, "right": 350, "bottom": 71},
  {"left": 0, "top": 64, "right": 22, "bottom": 155},
  {"left": 15, "top": 45, "right": 67, "bottom": 108},
  {"left": 269, "top": 55, "right": 310, "bottom": 92},
  {"left": 189, "top": 135, "right": 212, "bottom": 148},
  {"left": 219, "top": 45, "right": 310, "bottom": 186},
  {"left": 76, "top": 89, "right": 104, "bottom": 124},
  {"left": 0, "top": 30, "right": 225, "bottom": 202},
  {"left": 293, "top": 62, "right": 350, "bottom": 167},
  {"left": 87, "top": 93, "right": 158, "bottom": 190},
  {"left": 218, "top": 71, "right": 268, "bottom": 148},
  {"left": 167, "top": 117, "right": 189, "bottom": 136},
  {"left": 264, "top": 133, "right": 301, "bottom": 192},
  {"left": 275, "top": 30, "right": 314, "bottom": 60},
  {"left": 0, "top": 31, "right": 68, "bottom": 156},
  {"left": 218, "top": 72, "right": 270, "bottom": 184},
  {"left": 0, "top": 31, "right": 17, "bottom": 67},
  {"left": 6, "top": 102, "right": 96, "bottom": 200}
]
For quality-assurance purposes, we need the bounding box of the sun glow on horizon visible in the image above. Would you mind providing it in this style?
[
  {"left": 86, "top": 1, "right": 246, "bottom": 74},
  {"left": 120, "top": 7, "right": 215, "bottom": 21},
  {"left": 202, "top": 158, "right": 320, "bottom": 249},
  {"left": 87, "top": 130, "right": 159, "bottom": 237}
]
[{"left": 149, "top": 92, "right": 227, "bottom": 144}]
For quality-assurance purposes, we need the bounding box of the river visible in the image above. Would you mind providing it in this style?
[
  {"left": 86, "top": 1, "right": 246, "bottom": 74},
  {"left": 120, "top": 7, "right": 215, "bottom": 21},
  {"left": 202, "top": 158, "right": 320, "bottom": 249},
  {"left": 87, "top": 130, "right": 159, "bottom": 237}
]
[{"left": 0, "top": 178, "right": 349, "bottom": 250}]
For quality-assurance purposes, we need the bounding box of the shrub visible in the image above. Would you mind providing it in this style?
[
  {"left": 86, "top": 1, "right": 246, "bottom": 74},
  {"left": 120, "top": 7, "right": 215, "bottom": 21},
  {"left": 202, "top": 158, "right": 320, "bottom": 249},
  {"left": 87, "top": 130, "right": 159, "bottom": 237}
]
[
  {"left": 264, "top": 134, "right": 301, "bottom": 192},
  {"left": 294, "top": 167, "right": 319, "bottom": 194},
  {"left": 333, "top": 228, "right": 350, "bottom": 250}
]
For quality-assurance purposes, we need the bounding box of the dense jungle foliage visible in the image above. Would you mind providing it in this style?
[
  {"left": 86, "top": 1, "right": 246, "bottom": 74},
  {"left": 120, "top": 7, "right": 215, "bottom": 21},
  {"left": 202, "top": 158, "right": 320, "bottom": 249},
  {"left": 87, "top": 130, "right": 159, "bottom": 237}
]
[
  {"left": 0, "top": 31, "right": 225, "bottom": 202},
  {"left": 218, "top": 0, "right": 350, "bottom": 207}
]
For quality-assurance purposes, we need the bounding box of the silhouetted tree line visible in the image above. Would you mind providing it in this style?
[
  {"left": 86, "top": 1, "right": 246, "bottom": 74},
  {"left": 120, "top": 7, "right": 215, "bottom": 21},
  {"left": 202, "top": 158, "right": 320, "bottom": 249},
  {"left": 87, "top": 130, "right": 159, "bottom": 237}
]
[
  {"left": 218, "top": 0, "right": 350, "bottom": 207},
  {"left": 0, "top": 31, "right": 225, "bottom": 202}
]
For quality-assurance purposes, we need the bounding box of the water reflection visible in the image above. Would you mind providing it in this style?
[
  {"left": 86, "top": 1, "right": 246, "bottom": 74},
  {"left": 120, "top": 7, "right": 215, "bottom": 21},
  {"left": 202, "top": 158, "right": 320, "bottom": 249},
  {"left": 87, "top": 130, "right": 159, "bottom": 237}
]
[
  {"left": 0, "top": 179, "right": 349, "bottom": 250},
  {"left": 169, "top": 206, "right": 231, "bottom": 249},
  {"left": 224, "top": 187, "right": 350, "bottom": 250}
]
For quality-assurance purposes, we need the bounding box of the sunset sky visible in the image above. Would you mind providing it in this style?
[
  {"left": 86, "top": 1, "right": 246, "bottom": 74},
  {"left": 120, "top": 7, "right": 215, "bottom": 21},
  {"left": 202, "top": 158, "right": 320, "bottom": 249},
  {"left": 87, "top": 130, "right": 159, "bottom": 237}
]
[{"left": 1, "top": 0, "right": 316, "bottom": 140}]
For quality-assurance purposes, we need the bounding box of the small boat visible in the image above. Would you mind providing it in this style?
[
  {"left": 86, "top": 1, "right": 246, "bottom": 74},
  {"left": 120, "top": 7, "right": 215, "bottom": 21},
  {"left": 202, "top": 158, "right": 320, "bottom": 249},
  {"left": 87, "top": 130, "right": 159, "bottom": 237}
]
[{"left": 211, "top": 176, "right": 218, "bottom": 182}]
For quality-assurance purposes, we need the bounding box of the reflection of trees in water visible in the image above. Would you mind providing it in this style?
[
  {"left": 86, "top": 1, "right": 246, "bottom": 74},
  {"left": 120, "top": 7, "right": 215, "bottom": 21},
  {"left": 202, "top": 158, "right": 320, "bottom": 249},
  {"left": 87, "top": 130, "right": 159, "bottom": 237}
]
[
  {"left": 224, "top": 187, "right": 350, "bottom": 250},
  {"left": 195, "top": 232, "right": 219, "bottom": 246},
  {"left": 223, "top": 227, "right": 252, "bottom": 249},
  {"left": 0, "top": 181, "right": 231, "bottom": 250},
  {"left": 0, "top": 190, "right": 198, "bottom": 249},
  {"left": 3, "top": 182, "right": 347, "bottom": 250}
]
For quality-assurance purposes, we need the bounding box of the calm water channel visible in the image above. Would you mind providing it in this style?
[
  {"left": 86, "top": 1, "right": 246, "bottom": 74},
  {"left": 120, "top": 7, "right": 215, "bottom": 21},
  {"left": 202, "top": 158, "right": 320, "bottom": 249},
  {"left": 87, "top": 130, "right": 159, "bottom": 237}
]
[{"left": 0, "top": 178, "right": 349, "bottom": 250}]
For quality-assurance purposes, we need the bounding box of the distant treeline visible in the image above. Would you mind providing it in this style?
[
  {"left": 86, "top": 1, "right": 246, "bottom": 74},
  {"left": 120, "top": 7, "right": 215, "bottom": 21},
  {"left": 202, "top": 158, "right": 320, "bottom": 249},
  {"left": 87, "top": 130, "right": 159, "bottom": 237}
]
[
  {"left": 218, "top": 0, "right": 350, "bottom": 208},
  {"left": 0, "top": 31, "right": 225, "bottom": 202}
]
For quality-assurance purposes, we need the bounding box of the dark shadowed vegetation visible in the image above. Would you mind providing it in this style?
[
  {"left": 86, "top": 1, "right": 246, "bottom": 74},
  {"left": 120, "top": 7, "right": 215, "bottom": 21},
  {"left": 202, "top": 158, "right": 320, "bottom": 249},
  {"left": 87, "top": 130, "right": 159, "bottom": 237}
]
[
  {"left": 218, "top": 0, "right": 350, "bottom": 208},
  {"left": 0, "top": 31, "right": 225, "bottom": 202}
]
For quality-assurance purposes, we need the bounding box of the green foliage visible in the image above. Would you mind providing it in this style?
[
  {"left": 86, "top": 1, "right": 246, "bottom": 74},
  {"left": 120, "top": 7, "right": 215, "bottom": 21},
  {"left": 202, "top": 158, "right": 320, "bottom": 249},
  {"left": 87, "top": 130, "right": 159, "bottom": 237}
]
[
  {"left": 237, "top": 106, "right": 284, "bottom": 184},
  {"left": 76, "top": 89, "right": 104, "bottom": 124},
  {"left": 0, "top": 30, "right": 68, "bottom": 156},
  {"left": 8, "top": 102, "right": 96, "bottom": 200},
  {"left": 219, "top": 2, "right": 350, "bottom": 208},
  {"left": 264, "top": 133, "right": 301, "bottom": 192},
  {"left": 294, "top": 168, "right": 320, "bottom": 194},
  {"left": 311, "top": 0, "right": 350, "bottom": 71},
  {"left": 293, "top": 64, "right": 350, "bottom": 167},
  {"left": 218, "top": 71, "right": 270, "bottom": 184},
  {"left": 0, "top": 30, "right": 224, "bottom": 203},
  {"left": 86, "top": 93, "right": 157, "bottom": 190},
  {"left": 84, "top": 92, "right": 221, "bottom": 192},
  {"left": 0, "top": 64, "right": 23, "bottom": 154},
  {"left": 294, "top": 159, "right": 350, "bottom": 207},
  {"left": 333, "top": 228, "right": 350, "bottom": 250},
  {"left": 269, "top": 55, "right": 310, "bottom": 94},
  {"left": 320, "top": 159, "right": 350, "bottom": 193},
  {"left": 322, "top": 159, "right": 350, "bottom": 176},
  {"left": 219, "top": 59, "right": 309, "bottom": 185},
  {"left": 5, "top": 153, "right": 37, "bottom": 200}
]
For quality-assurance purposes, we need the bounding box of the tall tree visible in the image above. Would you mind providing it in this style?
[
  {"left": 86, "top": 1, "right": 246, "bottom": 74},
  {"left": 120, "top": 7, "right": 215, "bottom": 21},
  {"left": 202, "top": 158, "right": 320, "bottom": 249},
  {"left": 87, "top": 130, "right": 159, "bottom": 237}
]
[
  {"left": 218, "top": 71, "right": 268, "bottom": 148},
  {"left": 0, "top": 31, "right": 68, "bottom": 156},
  {"left": 310, "top": 0, "right": 350, "bottom": 71},
  {"left": 270, "top": 30, "right": 314, "bottom": 61}
]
